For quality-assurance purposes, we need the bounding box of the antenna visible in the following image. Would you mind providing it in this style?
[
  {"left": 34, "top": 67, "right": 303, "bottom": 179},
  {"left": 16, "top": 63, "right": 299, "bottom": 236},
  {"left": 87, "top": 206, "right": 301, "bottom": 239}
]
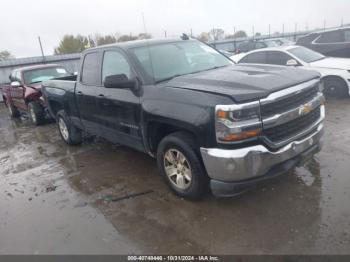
[
  {"left": 141, "top": 12, "right": 156, "bottom": 83},
  {"left": 38, "top": 36, "right": 45, "bottom": 63}
]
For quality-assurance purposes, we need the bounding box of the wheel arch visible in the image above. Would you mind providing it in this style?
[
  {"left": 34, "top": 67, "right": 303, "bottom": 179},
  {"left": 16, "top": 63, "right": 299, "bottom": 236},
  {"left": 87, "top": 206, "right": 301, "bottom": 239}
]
[{"left": 146, "top": 120, "right": 198, "bottom": 155}]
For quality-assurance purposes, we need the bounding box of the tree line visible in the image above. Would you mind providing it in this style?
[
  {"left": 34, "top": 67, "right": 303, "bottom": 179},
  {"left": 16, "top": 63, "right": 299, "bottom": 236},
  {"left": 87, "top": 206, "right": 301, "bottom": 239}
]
[
  {"left": 0, "top": 29, "right": 249, "bottom": 59},
  {"left": 54, "top": 33, "right": 152, "bottom": 55}
]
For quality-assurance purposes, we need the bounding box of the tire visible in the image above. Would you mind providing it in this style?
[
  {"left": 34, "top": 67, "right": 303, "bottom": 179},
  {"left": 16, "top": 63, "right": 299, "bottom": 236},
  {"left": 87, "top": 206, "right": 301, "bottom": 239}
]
[
  {"left": 156, "top": 132, "right": 209, "bottom": 200},
  {"left": 6, "top": 102, "right": 20, "bottom": 118},
  {"left": 323, "top": 77, "right": 349, "bottom": 98},
  {"left": 57, "top": 110, "right": 82, "bottom": 145},
  {"left": 28, "top": 101, "right": 45, "bottom": 125}
]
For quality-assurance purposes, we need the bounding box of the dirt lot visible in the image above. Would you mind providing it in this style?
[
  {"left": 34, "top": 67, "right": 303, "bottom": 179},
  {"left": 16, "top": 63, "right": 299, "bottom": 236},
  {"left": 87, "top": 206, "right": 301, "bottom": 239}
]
[{"left": 0, "top": 99, "right": 350, "bottom": 255}]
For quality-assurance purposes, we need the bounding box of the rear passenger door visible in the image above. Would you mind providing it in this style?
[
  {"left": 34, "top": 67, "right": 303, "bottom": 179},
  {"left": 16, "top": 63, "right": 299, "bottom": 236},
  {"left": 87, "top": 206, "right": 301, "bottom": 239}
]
[
  {"left": 96, "top": 48, "right": 143, "bottom": 151},
  {"left": 75, "top": 51, "right": 102, "bottom": 134}
]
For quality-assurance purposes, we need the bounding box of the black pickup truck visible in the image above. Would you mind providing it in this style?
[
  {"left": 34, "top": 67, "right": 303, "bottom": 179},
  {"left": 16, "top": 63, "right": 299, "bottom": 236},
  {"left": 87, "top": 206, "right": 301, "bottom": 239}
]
[{"left": 42, "top": 39, "right": 325, "bottom": 199}]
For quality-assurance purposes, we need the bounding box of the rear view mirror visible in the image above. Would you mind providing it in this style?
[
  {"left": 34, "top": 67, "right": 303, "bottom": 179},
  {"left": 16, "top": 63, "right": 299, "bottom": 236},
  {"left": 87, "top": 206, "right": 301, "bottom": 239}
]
[
  {"left": 10, "top": 81, "right": 22, "bottom": 88},
  {"left": 104, "top": 74, "right": 136, "bottom": 89},
  {"left": 286, "top": 59, "right": 298, "bottom": 66}
]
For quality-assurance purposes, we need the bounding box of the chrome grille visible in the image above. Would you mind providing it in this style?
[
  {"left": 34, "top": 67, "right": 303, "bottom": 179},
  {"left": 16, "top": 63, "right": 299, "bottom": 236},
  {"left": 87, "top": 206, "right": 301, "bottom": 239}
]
[
  {"left": 263, "top": 107, "right": 321, "bottom": 143},
  {"left": 261, "top": 84, "right": 319, "bottom": 117},
  {"left": 260, "top": 79, "right": 324, "bottom": 148}
]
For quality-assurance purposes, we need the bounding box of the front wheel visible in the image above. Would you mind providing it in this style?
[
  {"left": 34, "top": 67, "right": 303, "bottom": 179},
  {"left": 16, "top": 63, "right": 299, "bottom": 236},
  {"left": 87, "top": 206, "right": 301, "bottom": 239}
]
[
  {"left": 57, "top": 110, "right": 82, "bottom": 145},
  {"left": 157, "top": 132, "right": 209, "bottom": 200},
  {"left": 28, "top": 101, "right": 45, "bottom": 125},
  {"left": 323, "top": 77, "right": 349, "bottom": 98}
]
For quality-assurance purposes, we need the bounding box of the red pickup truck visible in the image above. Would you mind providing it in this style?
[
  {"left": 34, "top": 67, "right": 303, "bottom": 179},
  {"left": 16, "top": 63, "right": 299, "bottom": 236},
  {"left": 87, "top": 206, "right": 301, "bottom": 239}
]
[{"left": 1, "top": 64, "right": 71, "bottom": 125}]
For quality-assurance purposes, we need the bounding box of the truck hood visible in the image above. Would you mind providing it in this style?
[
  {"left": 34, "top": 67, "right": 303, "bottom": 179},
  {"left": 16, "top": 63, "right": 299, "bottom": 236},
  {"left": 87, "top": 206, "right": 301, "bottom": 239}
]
[
  {"left": 309, "top": 57, "right": 350, "bottom": 70},
  {"left": 166, "top": 64, "right": 320, "bottom": 103}
]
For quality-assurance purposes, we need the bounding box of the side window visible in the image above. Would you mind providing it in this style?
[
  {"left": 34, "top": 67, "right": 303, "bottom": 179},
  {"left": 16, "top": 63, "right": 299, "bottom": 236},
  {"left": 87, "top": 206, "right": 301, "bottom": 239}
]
[
  {"left": 343, "top": 30, "right": 350, "bottom": 42},
  {"left": 239, "top": 52, "right": 267, "bottom": 64},
  {"left": 102, "top": 50, "right": 131, "bottom": 82},
  {"left": 81, "top": 52, "right": 100, "bottom": 85},
  {"left": 266, "top": 51, "right": 293, "bottom": 66},
  {"left": 317, "top": 30, "right": 343, "bottom": 43}
]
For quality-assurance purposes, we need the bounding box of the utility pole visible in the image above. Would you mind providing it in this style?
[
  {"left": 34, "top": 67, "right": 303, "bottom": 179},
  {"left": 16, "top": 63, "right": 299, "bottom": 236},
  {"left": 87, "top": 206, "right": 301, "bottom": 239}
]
[
  {"left": 268, "top": 24, "right": 271, "bottom": 38},
  {"left": 38, "top": 36, "right": 45, "bottom": 63},
  {"left": 164, "top": 31, "right": 167, "bottom": 38},
  {"left": 252, "top": 26, "right": 255, "bottom": 39},
  {"left": 323, "top": 19, "right": 326, "bottom": 31},
  {"left": 282, "top": 23, "right": 285, "bottom": 36}
]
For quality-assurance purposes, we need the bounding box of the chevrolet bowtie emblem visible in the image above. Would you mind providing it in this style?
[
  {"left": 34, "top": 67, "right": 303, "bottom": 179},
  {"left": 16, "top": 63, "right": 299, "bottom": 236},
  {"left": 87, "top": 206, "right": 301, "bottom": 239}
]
[{"left": 299, "top": 103, "right": 313, "bottom": 116}]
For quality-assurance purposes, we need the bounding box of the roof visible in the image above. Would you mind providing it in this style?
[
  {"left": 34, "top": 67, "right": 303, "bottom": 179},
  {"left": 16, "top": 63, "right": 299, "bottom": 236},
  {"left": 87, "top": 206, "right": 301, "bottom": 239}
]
[
  {"left": 305, "top": 26, "right": 350, "bottom": 36},
  {"left": 12, "top": 63, "right": 62, "bottom": 72},
  {"left": 86, "top": 38, "right": 191, "bottom": 52}
]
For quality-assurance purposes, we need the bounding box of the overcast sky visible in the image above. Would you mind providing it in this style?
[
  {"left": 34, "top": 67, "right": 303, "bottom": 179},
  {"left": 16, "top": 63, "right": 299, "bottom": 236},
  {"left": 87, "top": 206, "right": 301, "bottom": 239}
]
[{"left": 1, "top": 0, "right": 349, "bottom": 58}]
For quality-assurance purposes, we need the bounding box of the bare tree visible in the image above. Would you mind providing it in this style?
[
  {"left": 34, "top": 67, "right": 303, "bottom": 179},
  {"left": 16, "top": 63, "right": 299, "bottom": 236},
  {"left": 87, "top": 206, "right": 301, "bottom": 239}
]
[{"left": 209, "top": 28, "right": 225, "bottom": 41}]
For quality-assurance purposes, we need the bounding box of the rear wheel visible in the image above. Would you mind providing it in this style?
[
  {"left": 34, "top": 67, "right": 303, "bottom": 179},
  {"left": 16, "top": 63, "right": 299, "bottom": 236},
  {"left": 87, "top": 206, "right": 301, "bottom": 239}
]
[
  {"left": 57, "top": 110, "right": 82, "bottom": 145},
  {"left": 28, "top": 101, "right": 45, "bottom": 125},
  {"left": 323, "top": 77, "right": 349, "bottom": 98},
  {"left": 157, "top": 132, "right": 209, "bottom": 200}
]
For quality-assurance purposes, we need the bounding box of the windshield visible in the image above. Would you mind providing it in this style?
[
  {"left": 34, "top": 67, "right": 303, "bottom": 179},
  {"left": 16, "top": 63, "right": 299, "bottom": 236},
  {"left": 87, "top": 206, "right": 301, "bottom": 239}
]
[
  {"left": 23, "top": 67, "right": 70, "bottom": 84},
  {"left": 131, "top": 41, "right": 233, "bottom": 83},
  {"left": 288, "top": 46, "right": 325, "bottom": 63}
]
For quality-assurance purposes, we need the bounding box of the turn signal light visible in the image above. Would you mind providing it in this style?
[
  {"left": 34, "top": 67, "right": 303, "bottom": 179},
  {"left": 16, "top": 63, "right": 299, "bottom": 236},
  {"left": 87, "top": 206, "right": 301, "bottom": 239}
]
[{"left": 220, "top": 129, "right": 262, "bottom": 142}]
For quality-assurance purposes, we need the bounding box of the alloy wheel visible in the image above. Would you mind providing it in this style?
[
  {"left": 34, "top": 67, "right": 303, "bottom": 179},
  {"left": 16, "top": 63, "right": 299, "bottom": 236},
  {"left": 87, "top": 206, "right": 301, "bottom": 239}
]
[
  {"left": 163, "top": 148, "right": 192, "bottom": 190},
  {"left": 58, "top": 117, "right": 69, "bottom": 142}
]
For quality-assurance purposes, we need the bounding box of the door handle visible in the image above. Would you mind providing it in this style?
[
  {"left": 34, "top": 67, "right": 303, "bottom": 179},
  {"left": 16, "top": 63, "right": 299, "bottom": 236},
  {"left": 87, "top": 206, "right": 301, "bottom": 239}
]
[
  {"left": 97, "top": 94, "right": 105, "bottom": 98},
  {"left": 76, "top": 91, "right": 83, "bottom": 95}
]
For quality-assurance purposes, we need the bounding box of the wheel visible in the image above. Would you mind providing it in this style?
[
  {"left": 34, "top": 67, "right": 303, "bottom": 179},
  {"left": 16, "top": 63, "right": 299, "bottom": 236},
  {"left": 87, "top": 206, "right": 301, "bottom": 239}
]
[
  {"left": 323, "top": 77, "right": 349, "bottom": 98},
  {"left": 28, "top": 101, "right": 45, "bottom": 125},
  {"left": 156, "top": 132, "right": 209, "bottom": 200},
  {"left": 6, "top": 102, "right": 20, "bottom": 118},
  {"left": 57, "top": 110, "right": 82, "bottom": 145}
]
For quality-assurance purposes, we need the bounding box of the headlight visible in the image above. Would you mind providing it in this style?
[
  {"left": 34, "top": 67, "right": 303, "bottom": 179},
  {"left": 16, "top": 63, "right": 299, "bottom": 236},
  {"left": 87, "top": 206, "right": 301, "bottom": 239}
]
[{"left": 215, "top": 102, "right": 262, "bottom": 143}]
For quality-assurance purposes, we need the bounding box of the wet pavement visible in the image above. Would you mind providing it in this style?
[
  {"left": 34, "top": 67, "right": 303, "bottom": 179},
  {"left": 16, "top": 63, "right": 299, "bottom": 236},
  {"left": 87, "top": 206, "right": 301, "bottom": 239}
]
[{"left": 0, "top": 99, "right": 350, "bottom": 254}]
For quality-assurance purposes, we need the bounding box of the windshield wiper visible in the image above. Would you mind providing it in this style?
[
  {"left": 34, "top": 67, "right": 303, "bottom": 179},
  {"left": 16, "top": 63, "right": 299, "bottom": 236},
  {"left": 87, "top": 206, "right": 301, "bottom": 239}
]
[
  {"left": 29, "top": 81, "right": 42, "bottom": 84},
  {"left": 203, "top": 65, "right": 229, "bottom": 72}
]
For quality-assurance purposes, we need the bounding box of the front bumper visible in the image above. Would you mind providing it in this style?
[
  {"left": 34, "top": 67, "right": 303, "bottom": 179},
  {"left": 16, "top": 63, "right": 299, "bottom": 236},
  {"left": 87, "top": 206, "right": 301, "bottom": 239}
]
[{"left": 200, "top": 123, "right": 324, "bottom": 197}]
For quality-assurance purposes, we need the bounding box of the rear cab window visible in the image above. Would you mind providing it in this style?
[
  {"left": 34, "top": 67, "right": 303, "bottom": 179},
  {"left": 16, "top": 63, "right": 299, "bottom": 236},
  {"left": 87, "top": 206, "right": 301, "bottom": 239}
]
[{"left": 81, "top": 52, "right": 101, "bottom": 85}]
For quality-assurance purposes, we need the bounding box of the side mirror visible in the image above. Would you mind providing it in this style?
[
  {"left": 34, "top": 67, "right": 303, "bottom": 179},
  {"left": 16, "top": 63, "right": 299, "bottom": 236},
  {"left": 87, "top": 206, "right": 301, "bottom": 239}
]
[
  {"left": 286, "top": 59, "right": 298, "bottom": 66},
  {"left": 10, "top": 81, "right": 22, "bottom": 88},
  {"left": 104, "top": 74, "right": 136, "bottom": 89}
]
